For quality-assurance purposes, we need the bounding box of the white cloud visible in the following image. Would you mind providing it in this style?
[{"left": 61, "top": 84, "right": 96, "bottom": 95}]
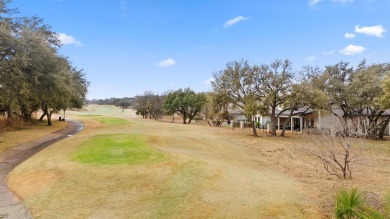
[
  {"left": 309, "top": 0, "right": 323, "bottom": 6},
  {"left": 224, "top": 16, "right": 249, "bottom": 28},
  {"left": 157, "top": 58, "right": 176, "bottom": 67},
  {"left": 306, "top": 56, "right": 316, "bottom": 61},
  {"left": 58, "top": 33, "right": 82, "bottom": 46},
  {"left": 339, "top": 44, "right": 366, "bottom": 56},
  {"left": 323, "top": 50, "right": 336, "bottom": 55},
  {"left": 355, "top": 25, "right": 386, "bottom": 37},
  {"left": 344, "top": 32, "right": 356, "bottom": 39},
  {"left": 204, "top": 78, "right": 214, "bottom": 85}
]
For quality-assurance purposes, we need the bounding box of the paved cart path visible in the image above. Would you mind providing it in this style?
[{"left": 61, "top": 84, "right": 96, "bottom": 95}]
[{"left": 0, "top": 120, "right": 83, "bottom": 219}]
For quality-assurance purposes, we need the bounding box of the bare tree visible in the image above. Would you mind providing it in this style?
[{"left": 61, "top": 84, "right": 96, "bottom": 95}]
[{"left": 299, "top": 118, "right": 365, "bottom": 179}]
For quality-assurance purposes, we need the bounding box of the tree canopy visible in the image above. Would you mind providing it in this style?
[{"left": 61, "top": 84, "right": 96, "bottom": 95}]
[
  {"left": 0, "top": 0, "right": 89, "bottom": 126},
  {"left": 163, "top": 88, "right": 206, "bottom": 124}
]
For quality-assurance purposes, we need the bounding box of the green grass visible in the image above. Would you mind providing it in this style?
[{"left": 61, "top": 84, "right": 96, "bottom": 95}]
[
  {"left": 73, "top": 134, "right": 165, "bottom": 165},
  {"left": 97, "top": 117, "right": 130, "bottom": 125},
  {"left": 79, "top": 115, "right": 103, "bottom": 117}
]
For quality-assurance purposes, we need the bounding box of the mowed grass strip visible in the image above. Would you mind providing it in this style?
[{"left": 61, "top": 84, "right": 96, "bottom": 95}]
[
  {"left": 73, "top": 134, "right": 165, "bottom": 165},
  {"left": 97, "top": 117, "right": 130, "bottom": 125}
]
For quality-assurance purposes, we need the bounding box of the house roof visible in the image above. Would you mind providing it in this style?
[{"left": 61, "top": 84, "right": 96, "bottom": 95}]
[{"left": 275, "top": 107, "right": 314, "bottom": 116}]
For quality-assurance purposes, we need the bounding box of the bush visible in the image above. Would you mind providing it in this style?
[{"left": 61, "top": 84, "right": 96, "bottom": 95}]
[{"left": 334, "top": 188, "right": 389, "bottom": 219}]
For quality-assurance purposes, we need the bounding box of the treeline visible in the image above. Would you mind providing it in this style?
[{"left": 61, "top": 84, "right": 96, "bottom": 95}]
[
  {"left": 0, "top": 1, "right": 89, "bottom": 126},
  {"left": 133, "top": 59, "right": 390, "bottom": 139},
  {"left": 133, "top": 90, "right": 205, "bottom": 123},
  {"left": 131, "top": 89, "right": 239, "bottom": 126},
  {"left": 89, "top": 97, "right": 133, "bottom": 108}
]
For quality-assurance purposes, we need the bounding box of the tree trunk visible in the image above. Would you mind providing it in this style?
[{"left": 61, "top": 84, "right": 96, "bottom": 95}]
[
  {"left": 7, "top": 104, "right": 13, "bottom": 127},
  {"left": 40, "top": 105, "right": 48, "bottom": 121},
  {"left": 39, "top": 113, "right": 46, "bottom": 121},
  {"left": 378, "top": 116, "right": 390, "bottom": 139},
  {"left": 270, "top": 115, "right": 277, "bottom": 136},
  {"left": 182, "top": 113, "right": 187, "bottom": 124},
  {"left": 281, "top": 111, "right": 295, "bottom": 137},
  {"left": 47, "top": 110, "right": 53, "bottom": 126},
  {"left": 251, "top": 120, "right": 258, "bottom": 137}
]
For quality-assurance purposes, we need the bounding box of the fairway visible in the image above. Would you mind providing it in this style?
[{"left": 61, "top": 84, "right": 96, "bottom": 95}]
[
  {"left": 73, "top": 134, "right": 165, "bottom": 165},
  {"left": 97, "top": 117, "right": 130, "bottom": 125},
  {"left": 7, "top": 105, "right": 390, "bottom": 218}
]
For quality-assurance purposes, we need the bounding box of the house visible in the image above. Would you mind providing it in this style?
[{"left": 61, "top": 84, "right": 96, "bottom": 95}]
[{"left": 233, "top": 106, "right": 390, "bottom": 136}]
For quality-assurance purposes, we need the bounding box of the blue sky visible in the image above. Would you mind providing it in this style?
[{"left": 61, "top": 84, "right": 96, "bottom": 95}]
[{"left": 10, "top": 0, "right": 390, "bottom": 99}]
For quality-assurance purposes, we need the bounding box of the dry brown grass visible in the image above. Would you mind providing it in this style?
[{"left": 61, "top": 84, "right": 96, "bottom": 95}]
[
  {"left": 7, "top": 105, "right": 390, "bottom": 218},
  {"left": 0, "top": 118, "right": 68, "bottom": 154}
]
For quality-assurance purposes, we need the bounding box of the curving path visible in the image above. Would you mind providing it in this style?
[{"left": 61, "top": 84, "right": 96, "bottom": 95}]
[{"left": 0, "top": 120, "right": 83, "bottom": 219}]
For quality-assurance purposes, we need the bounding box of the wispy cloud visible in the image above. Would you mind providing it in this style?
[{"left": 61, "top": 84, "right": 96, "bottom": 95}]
[
  {"left": 355, "top": 25, "right": 386, "bottom": 37},
  {"left": 306, "top": 56, "right": 317, "bottom": 61},
  {"left": 204, "top": 78, "right": 214, "bottom": 85},
  {"left": 323, "top": 50, "right": 335, "bottom": 55},
  {"left": 157, "top": 58, "right": 176, "bottom": 67},
  {"left": 309, "top": 0, "right": 323, "bottom": 6},
  {"left": 119, "top": 0, "right": 127, "bottom": 11},
  {"left": 224, "top": 16, "right": 249, "bottom": 28},
  {"left": 58, "top": 33, "right": 81, "bottom": 46},
  {"left": 339, "top": 44, "right": 366, "bottom": 56},
  {"left": 344, "top": 32, "right": 356, "bottom": 39}
]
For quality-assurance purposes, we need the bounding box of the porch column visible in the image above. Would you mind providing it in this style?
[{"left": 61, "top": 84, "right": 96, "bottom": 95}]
[
  {"left": 300, "top": 117, "right": 303, "bottom": 133},
  {"left": 277, "top": 117, "right": 280, "bottom": 130},
  {"left": 291, "top": 117, "right": 293, "bottom": 132},
  {"left": 388, "top": 121, "right": 390, "bottom": 136}
]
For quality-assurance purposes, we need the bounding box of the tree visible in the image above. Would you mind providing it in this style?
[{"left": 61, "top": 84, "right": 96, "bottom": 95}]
[
  {"left": 0, "top": 1, "right": 27, "bottom": 126},
  {"left": 163, "top": 88, "right": 206, "bottom": 124},
  {"left": 133, "top": 93, "right": 149, "bottom": 118},
  {"left": 278, "top": 66, "right": 329, "bottom": 136},
  {"left": 300, "top": 118, "right": 366, "bottom": 179},
  {"left": 0, "top": 1, "right": 88, "bottom": 126},
  {"left": 320, "top": 61, "right": 390, "bottom": 139},
  {"left": 349, "top": 62, "right": 390, "bottom": 139},
  {"left": 133, "top": 91, "right": 165, "bottom": 120},
  {"left": 203, "top": 91, "right": 230, "bottom": 127},
  {"left": 212, "top": 60, "right": 263, "bottom": 136},
  {"left": 256, "top": 59, "right": 294, "bottom": 136},
  {"left": 279, "top": 82, "right": 328, "bottom": 137}
]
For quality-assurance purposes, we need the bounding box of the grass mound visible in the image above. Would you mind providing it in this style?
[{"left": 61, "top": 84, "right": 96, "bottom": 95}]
[
  {"left": 73, "top": 134, "right": 165, "bottom": 165},
  {"left": 97, "top": 117, "right": 130, "bottom": 125}
]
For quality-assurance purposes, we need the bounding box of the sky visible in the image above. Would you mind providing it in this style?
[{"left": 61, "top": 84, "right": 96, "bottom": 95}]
[{"left": 9, "top": 0, "right": 390, "bottom": 99}]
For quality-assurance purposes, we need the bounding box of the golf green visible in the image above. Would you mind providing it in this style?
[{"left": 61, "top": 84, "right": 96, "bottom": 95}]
[{"left": 73, "top": 134, "right": 165, "bottom": 165}]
